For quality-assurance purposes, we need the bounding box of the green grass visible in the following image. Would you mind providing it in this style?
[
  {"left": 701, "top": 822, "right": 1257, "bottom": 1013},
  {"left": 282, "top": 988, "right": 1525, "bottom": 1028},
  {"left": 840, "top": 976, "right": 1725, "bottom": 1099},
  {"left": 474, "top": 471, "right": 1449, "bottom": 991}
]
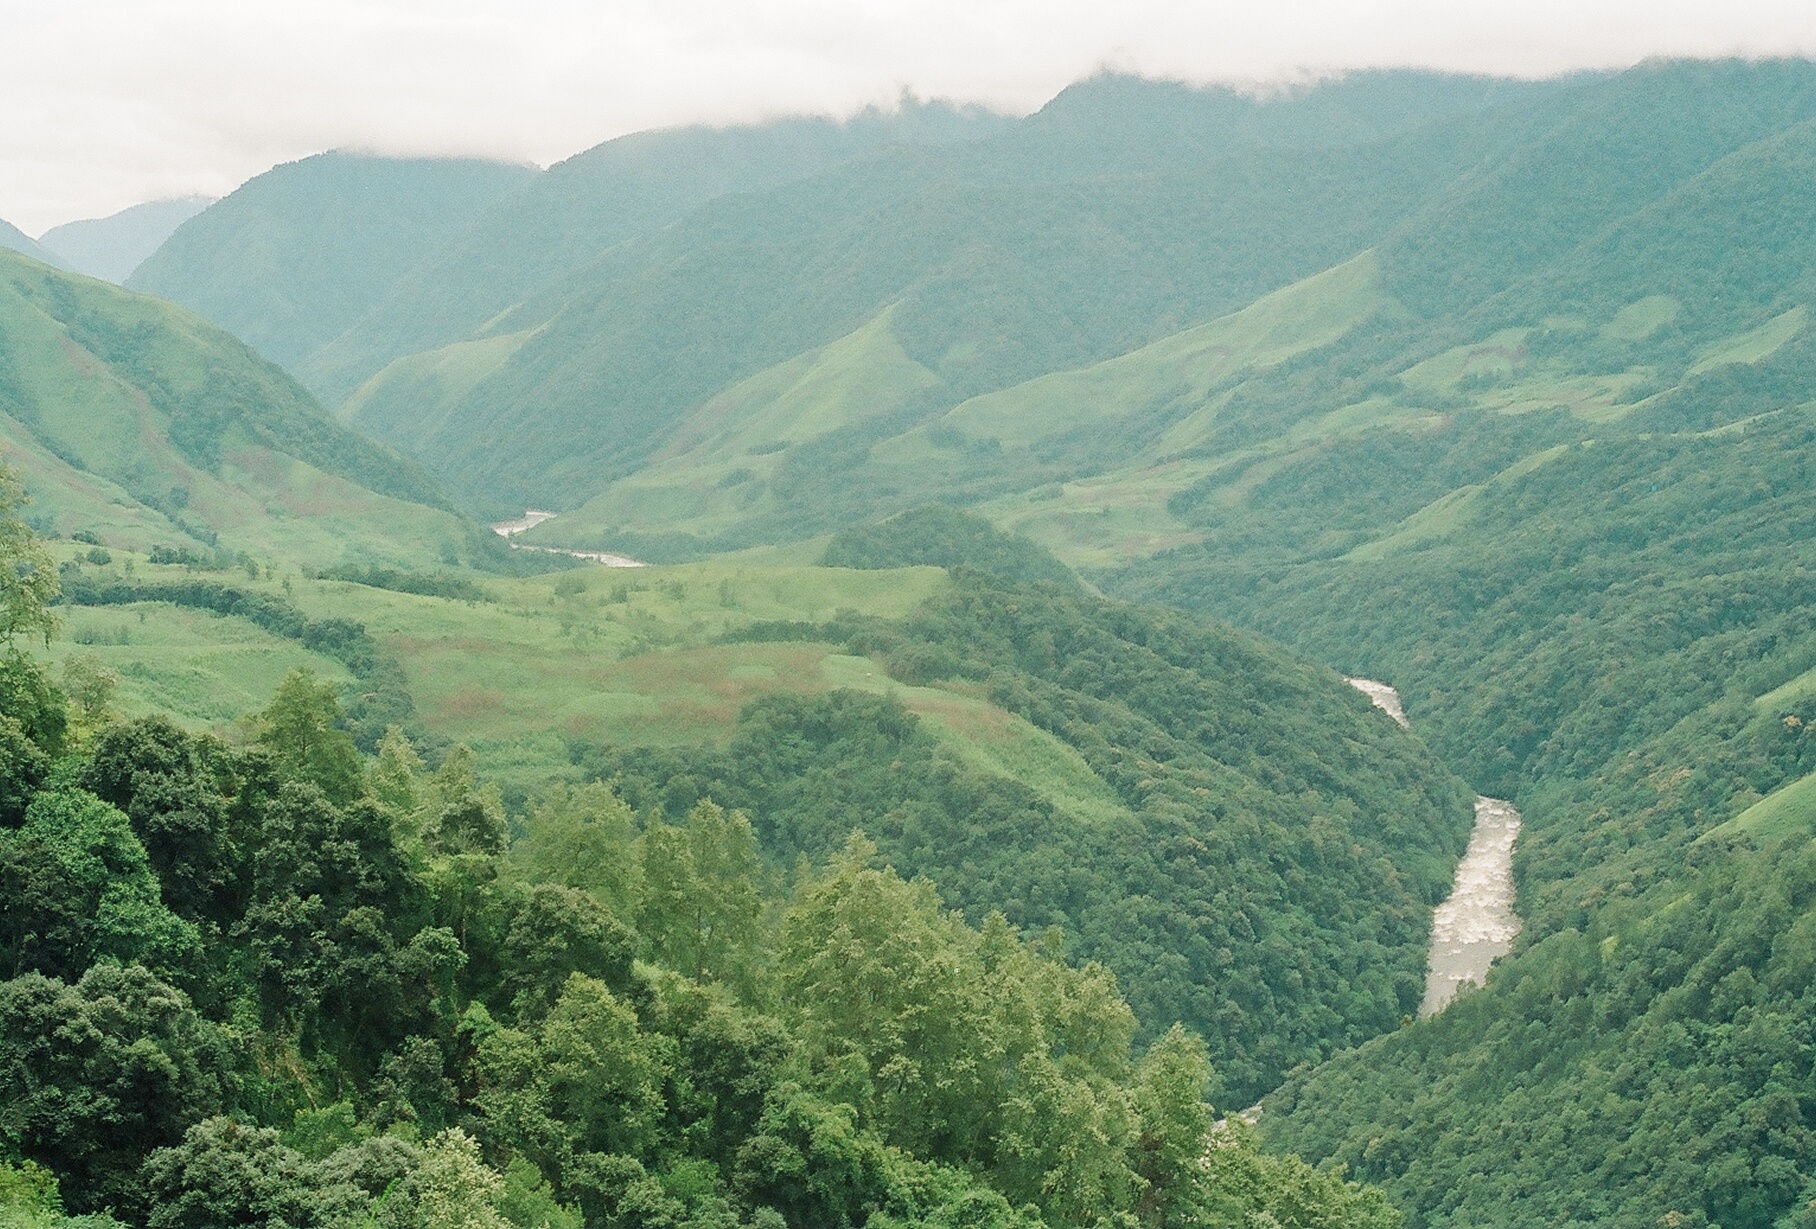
[
  {"left": 818, "top": 654, "right": 1132, "bottom": 823},
  {"left": 1599, "top": 294, "right": 1680, "bottom": 342},
  {"left": 0, "top": 248, "right": 470, "bottom": 570},
  {"left": 943, "top": 252, "right": 1387, "bottom": 451},
  {"left": 34, "top": 600, "right": 352, "bottom": 731},
  {"left": 526, "top": 308, "right": 938, "bottom": 546},
  {"left": 39, "top": 550, "right": 1144, "bottom": 811},
  {"left": 1687, "top": 305, "right": 1809, "bottom": 375},
  {"left": 1699, "top": 768, "right": 1816, "bottom": 845},
  {"left": 339, "top": 328, "right": 540, "bottom": 455}
]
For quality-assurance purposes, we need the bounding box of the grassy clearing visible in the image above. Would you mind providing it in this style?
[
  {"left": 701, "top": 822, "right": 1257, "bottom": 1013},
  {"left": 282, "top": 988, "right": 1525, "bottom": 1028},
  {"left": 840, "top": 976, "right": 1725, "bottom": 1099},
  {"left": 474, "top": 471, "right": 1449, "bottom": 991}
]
[
  {"left": 30, "top": 553, "right": 940, "bottom": 788},
  {"left": 1699, "top": 768, "right": 1816, "bottom": 845},
  {"left": 34, "top": 600, "right": 352, "bottom": 731},
  {"left": 1688, "top": 305, "right": 1809, "bottom": 375},
  {"left": 947, "top": 252, "right": 1387, "bottom": 451},
  {"left": 530, "top": 309, "right": 937, "bottom": 546},
  {"left": 819, "top": 654, "right": 1132, "bottom": 824},
  {"left": 36, "top": 550, "right": 1139, "bottom": 811}
]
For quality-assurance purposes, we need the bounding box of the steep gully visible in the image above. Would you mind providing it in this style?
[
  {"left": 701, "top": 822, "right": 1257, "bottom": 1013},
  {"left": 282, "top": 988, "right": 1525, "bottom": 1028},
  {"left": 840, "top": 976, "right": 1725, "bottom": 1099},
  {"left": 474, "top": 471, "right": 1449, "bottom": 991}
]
[
  {"left": 1347, "top": 678, "right": 1523, "bottom": 1016},
  {"left": 480, "top": 527, "right": 1515, "bottom": 1025}
]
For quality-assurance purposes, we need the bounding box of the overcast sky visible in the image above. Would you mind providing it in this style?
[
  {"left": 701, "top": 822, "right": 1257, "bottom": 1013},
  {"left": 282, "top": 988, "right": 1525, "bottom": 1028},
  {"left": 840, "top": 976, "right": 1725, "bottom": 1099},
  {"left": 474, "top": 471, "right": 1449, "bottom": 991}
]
[{"left": 5, "top": 0, "right": 1816, "bottom": 234}]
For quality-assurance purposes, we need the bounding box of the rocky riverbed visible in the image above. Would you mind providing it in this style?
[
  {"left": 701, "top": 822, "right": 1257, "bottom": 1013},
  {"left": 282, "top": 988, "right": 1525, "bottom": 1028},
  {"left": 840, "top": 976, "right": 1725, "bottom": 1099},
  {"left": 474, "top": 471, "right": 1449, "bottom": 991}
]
[{"left": 1347, "top": 678, "right": 1523, "bottom": 1016}]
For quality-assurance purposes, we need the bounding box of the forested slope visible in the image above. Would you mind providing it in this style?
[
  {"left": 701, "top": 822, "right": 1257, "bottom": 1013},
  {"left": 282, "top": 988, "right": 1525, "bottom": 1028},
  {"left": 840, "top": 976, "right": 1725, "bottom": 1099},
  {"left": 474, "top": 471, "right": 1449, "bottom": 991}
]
[
  {"left": 1102, "top": 112, "right": 1816, "bottom": 1222},
  {"left": 0, "top": 477, "right": 1406, "bottom": 1229},
  {"left": 580, "top": 514, "right": 1476, "bottom": 1105}
]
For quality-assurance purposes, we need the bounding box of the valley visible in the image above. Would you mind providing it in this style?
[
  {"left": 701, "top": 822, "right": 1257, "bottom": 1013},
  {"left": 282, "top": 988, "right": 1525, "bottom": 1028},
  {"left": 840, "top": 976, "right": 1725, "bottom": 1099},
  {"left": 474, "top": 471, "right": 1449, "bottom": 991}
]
[
  {"left": 4, "top": 56, "right": 1816, "bottom": 1229},
  {"left": 1349, "top": 678, "right": 1526, "bottom": 1020}
]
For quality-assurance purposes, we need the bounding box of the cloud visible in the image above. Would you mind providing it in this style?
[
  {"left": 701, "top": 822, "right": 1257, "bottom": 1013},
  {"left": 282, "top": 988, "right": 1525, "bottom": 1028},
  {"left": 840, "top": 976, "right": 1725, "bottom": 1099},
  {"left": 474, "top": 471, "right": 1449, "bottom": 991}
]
[{"left": 4, "top": 0, "right": 1815, "bottom": 233}]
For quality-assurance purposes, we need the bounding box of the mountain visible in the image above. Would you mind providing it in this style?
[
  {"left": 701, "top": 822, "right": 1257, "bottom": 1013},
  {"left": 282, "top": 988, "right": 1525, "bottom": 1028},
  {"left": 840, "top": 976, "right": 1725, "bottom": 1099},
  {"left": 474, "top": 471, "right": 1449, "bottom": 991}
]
[
  {"left": 297, "top": 98, "right": 1015, "bottom": 403},
  {"left": 334, "top": 70, "right": 1566, "bottom": 515},
  {"left": 38, "top": 196, "right": 214, "bottom": 283},
  {"left": 126, "top": 153, "right": 536, "bottom": 367},
  {"left": 0, "top": 246, "right": 476, "bottom": 569},
  {"left": 0, "top": 217, "right": 65, "bottom": 269}
]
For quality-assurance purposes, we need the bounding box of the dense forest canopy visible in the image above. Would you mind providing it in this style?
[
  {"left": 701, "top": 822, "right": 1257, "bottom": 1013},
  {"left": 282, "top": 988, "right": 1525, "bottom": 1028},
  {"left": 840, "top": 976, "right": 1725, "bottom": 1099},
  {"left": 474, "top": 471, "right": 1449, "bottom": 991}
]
[{"left": 0, "top": 475, "right": 1401, "bottom": 1229}]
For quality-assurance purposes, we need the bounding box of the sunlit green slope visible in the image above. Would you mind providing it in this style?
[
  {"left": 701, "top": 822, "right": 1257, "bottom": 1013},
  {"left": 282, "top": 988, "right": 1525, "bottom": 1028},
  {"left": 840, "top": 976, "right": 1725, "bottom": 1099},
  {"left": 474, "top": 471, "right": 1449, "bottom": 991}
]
[{"left": 0, "top": 248, "right": 472, "bottom": 569}]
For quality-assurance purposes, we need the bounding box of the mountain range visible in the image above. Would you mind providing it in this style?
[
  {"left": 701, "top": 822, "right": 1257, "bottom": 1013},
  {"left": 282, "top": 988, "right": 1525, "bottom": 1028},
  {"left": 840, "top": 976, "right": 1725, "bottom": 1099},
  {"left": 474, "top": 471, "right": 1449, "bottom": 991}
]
[{"left": 8, "top": 55, "right": 1816, "bottom": 1228}]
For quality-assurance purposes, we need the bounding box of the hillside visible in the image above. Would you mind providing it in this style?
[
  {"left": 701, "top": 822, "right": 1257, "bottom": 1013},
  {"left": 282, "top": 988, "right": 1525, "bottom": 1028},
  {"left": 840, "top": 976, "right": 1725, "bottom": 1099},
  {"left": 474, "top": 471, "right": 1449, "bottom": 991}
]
[
  {"left": 127, "top": 153, "right": 535, "bottom": 366},
  {"left": 340, "top": 71, "right": 1561, "bottom": 515},
  {"left": 38, "top": 196, "right": 214, "bottom": 283},
  {"left": 299, "top": 99, "right": 1013, "bottom": 404},
  {"left": 430, "top": 59, "right": 1816, "bottom": 548},
  {"left": 0, "top": 247, "right": 477, "bottom": 570},
  {"left": 34, "top": 491, "right": 1478, "bottom": 1111},
  {"left": 0, "top": 483, "right": 1409, "bottom": 1229}
]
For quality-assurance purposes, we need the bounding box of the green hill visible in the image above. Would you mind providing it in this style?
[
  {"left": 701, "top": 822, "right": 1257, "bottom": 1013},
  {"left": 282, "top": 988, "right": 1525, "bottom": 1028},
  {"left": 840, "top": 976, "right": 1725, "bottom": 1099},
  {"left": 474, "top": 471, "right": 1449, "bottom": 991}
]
[
  {"left": 299, "top": 100, "right": 1012, "bottom": 404},
  {"left": 359, "top": 61, "right": 1813, "bottom": 538},
  {"left": 325, "top": 71, "right": 1560, "bottom": 515},
  {"left": 0, "top": 247, "right": 472, "bottom": 569},
  {"left": 127, "top": 153, "right": 535, "bottom": 366}
]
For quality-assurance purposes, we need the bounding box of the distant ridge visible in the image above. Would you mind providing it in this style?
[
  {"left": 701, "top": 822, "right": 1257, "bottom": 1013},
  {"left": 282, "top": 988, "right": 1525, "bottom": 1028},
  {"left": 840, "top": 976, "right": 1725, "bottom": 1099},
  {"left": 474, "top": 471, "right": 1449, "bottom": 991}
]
[
  {"left": 0, "top": 217, "right": 65, "bottom": 269},
  {"left": 39, "top": 195, "right": 214, "bottom": 283},
  {"left": 128, "top": 152, "right": 537, "bottom": 366}
]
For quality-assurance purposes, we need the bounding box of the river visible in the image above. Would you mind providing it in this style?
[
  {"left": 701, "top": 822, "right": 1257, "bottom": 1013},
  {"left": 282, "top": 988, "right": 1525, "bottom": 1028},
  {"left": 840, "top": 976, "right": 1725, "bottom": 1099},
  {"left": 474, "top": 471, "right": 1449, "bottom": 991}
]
[
  {"left": 1346, "top": 678, "right": 1523, "bottom": 1017},
  {"left": 490, "top": 510, "right": 647, "bottom": 568}
]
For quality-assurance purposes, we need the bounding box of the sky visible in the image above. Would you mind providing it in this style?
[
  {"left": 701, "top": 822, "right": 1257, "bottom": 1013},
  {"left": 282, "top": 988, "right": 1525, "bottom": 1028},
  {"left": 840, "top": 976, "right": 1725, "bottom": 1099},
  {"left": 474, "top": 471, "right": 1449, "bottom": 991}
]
[{"left": 5, "top": 0, "right": 1816, "bottom": 234}]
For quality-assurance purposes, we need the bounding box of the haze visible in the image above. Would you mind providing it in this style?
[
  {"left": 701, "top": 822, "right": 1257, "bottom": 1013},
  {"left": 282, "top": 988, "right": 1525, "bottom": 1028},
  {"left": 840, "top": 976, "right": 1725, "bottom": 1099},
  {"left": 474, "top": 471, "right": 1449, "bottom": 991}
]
[{"left": 6, "top": 0, "right": 1816, "bottom": 233}]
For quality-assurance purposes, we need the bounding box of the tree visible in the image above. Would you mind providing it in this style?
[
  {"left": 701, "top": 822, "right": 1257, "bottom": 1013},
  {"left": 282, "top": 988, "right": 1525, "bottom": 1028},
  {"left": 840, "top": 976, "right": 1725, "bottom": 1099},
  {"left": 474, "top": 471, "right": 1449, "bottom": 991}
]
[
  {"left": 0, "top": 715, "right": 47, "bottom": 828},
  {"left": 473, "top": 974, "right": 671, "bottom": 1186},
  {"left": 0, "top": 965, "right": 229, "bottom": 1216},
  {"left": 257, "top": 670, "right": 364, "bottom": 805},
  {"left": 505, "top": 783, "right": 641, "bottom": 917},
  {"left": 0, "top": 461, "right": 56, "bottom": 651},
  {"left": 637, "top": 801, "right": 761, "bottom": 988},
  {"left": 0, "top": 787, "right": 201, "bottom": 981},
  {"left": 78, "top": 718, "right": 241, "bottom": 925},
  {"left": 1130, "top": 1026, "right": 1214, "bottom": 1229},
  {"left": 501, "top": 884, "right": 636, "bottom": 1018}
]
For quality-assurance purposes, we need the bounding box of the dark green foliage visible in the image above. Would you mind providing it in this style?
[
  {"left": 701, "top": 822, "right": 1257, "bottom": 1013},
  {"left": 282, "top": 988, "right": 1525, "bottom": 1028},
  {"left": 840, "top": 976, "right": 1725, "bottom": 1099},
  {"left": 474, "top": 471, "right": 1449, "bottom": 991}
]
[
  {"left": 78, "top": 719, "right": 242, "bottom": 924},
  {"left": 0, "top": 788, "right": 201, "bottom": 982},
  {"left": 0, "top": 714, "right": 48, "bottom": 826},
  {"left": 500, "top": 883, "right": 636, "bottom": 1016},
  {"left": 0, "top": 965, "right": 230, "bottom": 1215},
  {"left": 0, "top": 653, "right": 68, "bottom": 757},
  {"left": 1377, "top": 59, "right": 1816, "bottom": 320},
  {"left": 1114, "top": 339, "right": 1816, "bottom": 1224},
  {"left": 1265, "top": 834, "right": 1816, "bottom": 1228},
  {"left": 240, "top": 782, "right": 443, "bottom": 1064},
  {"left": 821, "top": 506, "right": 1077, "bottom": 588},
  {"left": 315, "top": 565, "right": 491, "bottom": 602}
]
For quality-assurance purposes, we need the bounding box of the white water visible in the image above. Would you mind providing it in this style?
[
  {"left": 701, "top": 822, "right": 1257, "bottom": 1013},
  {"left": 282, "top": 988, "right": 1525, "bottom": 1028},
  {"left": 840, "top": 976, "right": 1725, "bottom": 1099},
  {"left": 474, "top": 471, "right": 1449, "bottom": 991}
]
[
  {"left": 488, "top": 510, "right": 647, "bottom": 568},
  {"left": 491, "top": 509, "right": 558, "bottom": 536},
  {"left": 1346, "top": 677, "right": 1523, "bottom": 1016}
]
